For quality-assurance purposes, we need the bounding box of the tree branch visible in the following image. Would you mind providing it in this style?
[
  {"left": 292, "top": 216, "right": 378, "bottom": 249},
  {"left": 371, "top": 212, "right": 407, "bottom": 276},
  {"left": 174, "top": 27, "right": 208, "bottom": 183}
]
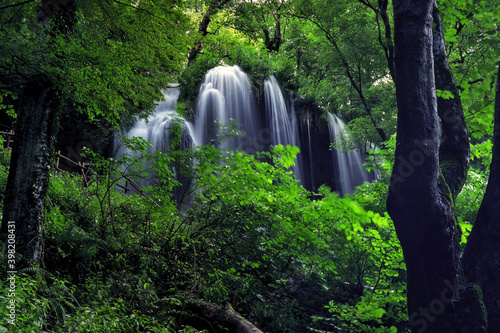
[
  {"left": 298, "top": 14, "right": 387, "bottom": 142},
  {"left": 0, "top": 0, "right": 36, "bottom": 11}
]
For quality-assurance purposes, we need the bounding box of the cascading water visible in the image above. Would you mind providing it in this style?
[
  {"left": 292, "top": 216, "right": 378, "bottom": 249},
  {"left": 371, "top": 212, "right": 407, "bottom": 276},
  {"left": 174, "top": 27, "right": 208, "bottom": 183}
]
[
  {"left": 116, "top": 67, "right": 376, "bottom": 199},
  {"left": 194, "top": 65, "right": 260, "bottom": 152},
  {"left": 121, "top": 86, "right": 194, "bottom": 153},
  {"left": 327, "top": 113, "right": 372, "bottom": 196},
  {"left": 306, "top": 113, "right": 315, "bottom": 189},
  {"left": 264, "top": 75, "right": 303, "bottom": 183},
  {"left": 116, "top": 85, "right": 195, "bottom": 201}
]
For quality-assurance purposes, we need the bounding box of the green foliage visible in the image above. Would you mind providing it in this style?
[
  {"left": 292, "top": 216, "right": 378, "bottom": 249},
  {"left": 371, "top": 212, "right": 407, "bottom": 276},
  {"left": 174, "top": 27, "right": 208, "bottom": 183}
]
[
  {"left": 440, "top": 0, "right": 500, "bottom": 139},
  {"left": 456, "top": 167, "right": 487, "bottom": 225},
  {"left": 0, "top": 271, "right": 78, "bottom": 332},
  {"left": 162, "top": 143, "right": 408, "bottom": 331},
  {"left": 0, "top": 0, "right": 190, "bottom": 127},
  {"left": 64, "top": 298, "right": 183, "bottom": 332},
  {"left": 290, "top": 0, "right": 395, "bottom": 145},
  {"left": 0, "top": 134, "right": 407, "bottom": 332},
  {"left": 348, "top": 133, "right": 397, "bottom": 186},
  {"left": 0, "top": 91, "right": 16, "bottom": 119},
  {"left": 231, "top": 43, "right": 297, "bottom": 91},
  {"left": 436, "top": 89, "right": 455, "bottom": 100},
  {"left": 470, "top": 139, "right": 493, "bottom": 172},
  {"left": 271, "top": 144, "right": 301, "bottom": 168},
  {"left": 311, "top": 188, "right": 406, "bottom": 333},
  {"left": 349, "top": 180, "right": 389, "bottom": 215},
  {"left": 454, "top": 140, "right": 491, "bottom": 245},
  {"left": 0, "top": 150, "right": 10, "bottom": 211},
  {"left": 34, "top": 137, "right": 201, "bottom": 331},
  {"left": 179, "top": 3, "right": 298, "bottom": 109}
]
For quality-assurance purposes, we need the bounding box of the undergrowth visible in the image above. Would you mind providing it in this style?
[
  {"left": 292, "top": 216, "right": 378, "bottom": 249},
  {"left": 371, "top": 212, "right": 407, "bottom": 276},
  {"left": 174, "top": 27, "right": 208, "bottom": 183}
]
[{"left": 0, "top": 137, "right": 408, "bottom": 332}]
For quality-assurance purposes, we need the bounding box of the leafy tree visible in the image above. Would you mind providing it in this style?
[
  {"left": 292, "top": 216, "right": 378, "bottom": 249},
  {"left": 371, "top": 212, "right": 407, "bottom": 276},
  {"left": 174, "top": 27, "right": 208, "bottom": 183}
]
[
  {"left": 231, "top": 0, "right": 292, "bottom": 53},
  {"left": 357, "top": 0, "right": 395, "bottom": 81},
  {"left": 440, "top": 0, "right": 500, "bottom": 139},
  {"left": 0, "top": 0, "right": 189, "bottom": 261},
  {"left": 293, "top": 0, "right": 390, "bottom": 142},
  {"left": 186, "top": 0, "right": 232, "bottom": 65}
]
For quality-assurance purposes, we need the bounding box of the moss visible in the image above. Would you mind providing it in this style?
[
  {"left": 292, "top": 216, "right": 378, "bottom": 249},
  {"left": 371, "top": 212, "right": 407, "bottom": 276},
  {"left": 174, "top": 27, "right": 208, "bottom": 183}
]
[
  {"left": 439, "top": 152, "right": 469, "bottom": 200},
  {"left": 472, "top": 284, "right": 488, "bottom": 326},
  {"left": 438, "top": 168, "right": 465, "bottom": 252}
]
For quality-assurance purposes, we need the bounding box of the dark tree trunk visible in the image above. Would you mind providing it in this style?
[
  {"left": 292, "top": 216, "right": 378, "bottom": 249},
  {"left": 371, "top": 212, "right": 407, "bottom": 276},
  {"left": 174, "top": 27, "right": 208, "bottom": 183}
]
[
  {"left": 432, "top": 2, "right": 470, "bottom": 199},
  {"left": 462, "top": 68, "right": 500, "bottom": 332},
  {"left": 263, "top": 14, "right": 282, "bottom": 53},
  {"left": 0, "top": 0, "right": 74, "bottom": 263},
  {"left": 388, "top": 1, "right": 487, "bottom": 331},
  {"left": 388, "top": 0, "right": 457, "bottom": 323},
  {"left": 0, "top": 77, "right": 60, "bottom": 262},
  {"left": 388, "top": 1, "right": 466, "bottom": 331}
]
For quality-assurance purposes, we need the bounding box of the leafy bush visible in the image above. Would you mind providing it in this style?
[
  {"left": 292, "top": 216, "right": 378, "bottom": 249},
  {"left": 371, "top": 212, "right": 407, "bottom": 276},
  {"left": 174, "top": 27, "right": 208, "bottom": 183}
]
[{"left": 0, "top": 272, "right": 77, "bottom": 332}]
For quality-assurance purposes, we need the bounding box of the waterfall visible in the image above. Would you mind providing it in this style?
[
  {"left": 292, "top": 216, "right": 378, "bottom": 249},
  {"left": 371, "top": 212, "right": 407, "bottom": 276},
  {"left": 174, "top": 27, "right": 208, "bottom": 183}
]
[
  {"left": 118, "top": 86, "right": 194, "bottom": 154},
  {"left": 327, "top": 113, "right": 372, "bottom": 196},
  {"left": 194, "top": 65, "right": 260, "bottom": 152},
  {"left": 264, "top": 75, "right": 303, "bottom": 183},
  {"left": 306, "top": 113, "right": 315, "bottom": 190},
  {"left": 115, "top": 67, "right": 377, "bottom": 199},
  {"left": 116, "top": 85, "right": 195, "bottom": 201}
]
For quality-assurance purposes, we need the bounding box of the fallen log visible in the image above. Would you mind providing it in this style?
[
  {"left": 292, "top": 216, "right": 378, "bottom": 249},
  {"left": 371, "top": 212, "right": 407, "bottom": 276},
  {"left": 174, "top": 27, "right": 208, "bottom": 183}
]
[{"left": 181, "top": 299, "right": 263, "bottom": 333}]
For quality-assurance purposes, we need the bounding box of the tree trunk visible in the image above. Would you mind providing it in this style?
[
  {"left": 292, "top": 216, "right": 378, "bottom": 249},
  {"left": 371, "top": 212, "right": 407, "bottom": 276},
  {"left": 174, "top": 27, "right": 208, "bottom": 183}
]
[
  {"left": 0, "top": 0, "right": 74, "bottom": 263},
  {"left": 388, "top": 1, "right": 462, "bottom": 331},
  {"left": 432, "top": 2, "right": 470, "bottom": 199},
  {"left": 388, "top": 1, "right": 487, "bottom": 331},
  {"left": 0, "top": 77, "right": 60, "bottom": 262},
  {"left": 462, "top": 68, "right": 500, "bottom": 332}
]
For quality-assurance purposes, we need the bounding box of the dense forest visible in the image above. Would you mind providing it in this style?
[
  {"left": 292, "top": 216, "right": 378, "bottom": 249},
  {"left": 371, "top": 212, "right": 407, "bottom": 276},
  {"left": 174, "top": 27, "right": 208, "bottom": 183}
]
[{"left": 0, "top": 0, "right": 499, "bottom": 332}]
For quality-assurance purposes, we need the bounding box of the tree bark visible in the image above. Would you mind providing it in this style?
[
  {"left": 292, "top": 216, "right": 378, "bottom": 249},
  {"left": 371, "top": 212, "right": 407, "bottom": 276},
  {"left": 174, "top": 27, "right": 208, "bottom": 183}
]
[
  {"left": 0, "top": 0, "right": 72, "bottom": 262},
  {"left": 462, "top": 68, "right": 500, "bottom": 332},
  {"left": 387, "top": 1, "right": 461, "bottom": 331},
  {"left": 388, "top": 1, "right": 487, "bottom": 331},
  {"left": 432, "top": 2, "right": 470, "bottom": 200},
  {"left": 0, "top": 76, "right": 60, "bottom": 262}
]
